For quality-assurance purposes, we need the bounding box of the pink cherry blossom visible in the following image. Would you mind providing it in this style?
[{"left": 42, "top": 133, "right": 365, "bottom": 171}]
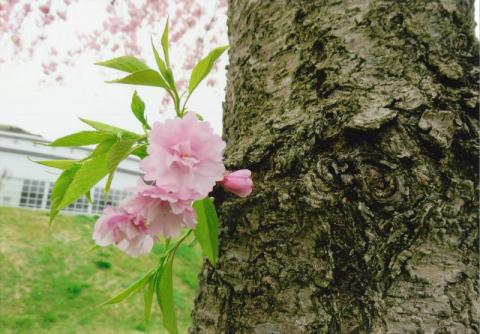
[
  {"left": 122, "top": 181, "right": 197, "bottom": 238},
  {"left": 219, "top": 169, "right": 253, "bottom": 197},
  {"left": 140, "top": 113, "right": 226, "bottom": 200},
  {"left": 93, "top": 206, "right": 154, "bottom": 256},
  {"left": 145, "top": 201, "right": 196, "bottom": 238},
  {"left": 39, "top": 5, "right": 50, "bottom": 15}
]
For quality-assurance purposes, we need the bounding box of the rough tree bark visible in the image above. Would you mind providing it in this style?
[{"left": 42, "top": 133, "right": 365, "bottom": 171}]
[{"left": 190, "top": 1, "right": 479, "bottom": 333}]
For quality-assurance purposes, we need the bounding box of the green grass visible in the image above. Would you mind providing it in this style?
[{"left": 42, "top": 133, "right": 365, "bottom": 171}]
[{"left": 0, "top": 207, "right": 203, "bottom": 334}]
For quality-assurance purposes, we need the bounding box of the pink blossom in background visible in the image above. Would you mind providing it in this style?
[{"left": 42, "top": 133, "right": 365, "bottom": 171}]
[
  {"left": 1, "top": 0, "right": 228, "bottom": 85},
  {"left": 11, "top": 35, "right": 21, "bottom": 47},
  {"left": 206, "top": 78, "right": 216, "bottom": 87},
  {"left": 56, "top": 11, "right": 67, "bottom": 20},
  {"left": 141, "top": 113, "right": 226, "bottom": 200},
  {"left": 39, "top": 5, "right": 50, "bottom": 15},
  {"left": 219, "top": 169, "right": 253, "bottom": 198},
  {"left": 93, "top": 206, "right": 154, "bottom": 257}
]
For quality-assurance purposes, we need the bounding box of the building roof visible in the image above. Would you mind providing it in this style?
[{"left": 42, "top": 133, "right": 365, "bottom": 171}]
[
  {"left": 0, "top": 124, "right": 41, "bottom": 137},
  {"left": 0, "top": 124, "right": 141, "bottom": 173}
]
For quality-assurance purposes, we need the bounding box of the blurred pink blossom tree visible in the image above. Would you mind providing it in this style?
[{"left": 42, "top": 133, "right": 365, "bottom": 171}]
[{"left": 0, "top": 0, "right": 227, "bottom": 87}]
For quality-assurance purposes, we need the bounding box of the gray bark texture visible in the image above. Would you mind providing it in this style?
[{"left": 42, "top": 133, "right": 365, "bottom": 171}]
[{"left": 190, "top": 1, "right": 479, "bottom": 333}]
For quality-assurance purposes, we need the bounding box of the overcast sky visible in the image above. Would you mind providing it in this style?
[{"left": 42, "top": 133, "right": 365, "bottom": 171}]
[{"left": 0, "top": 1, "right": 478, "bottom": 141}]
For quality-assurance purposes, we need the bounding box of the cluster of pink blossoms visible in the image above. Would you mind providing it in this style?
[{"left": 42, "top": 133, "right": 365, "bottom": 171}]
[{"left": 93, "top": 113, "right": 253, "bottom": 256}]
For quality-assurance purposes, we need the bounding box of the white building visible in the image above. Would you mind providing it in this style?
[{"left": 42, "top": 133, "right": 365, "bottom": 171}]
[{"left": 0, "top": 125, "right": 142, "bottom": 215}]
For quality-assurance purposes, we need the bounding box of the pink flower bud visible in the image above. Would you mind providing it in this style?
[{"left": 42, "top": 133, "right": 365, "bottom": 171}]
[{"left": 220, "top": 169, "right": 253, "bottom": 198}]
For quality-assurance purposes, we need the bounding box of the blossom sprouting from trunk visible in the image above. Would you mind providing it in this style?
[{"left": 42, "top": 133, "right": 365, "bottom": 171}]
[{"left": 219, "top": 169, "right": 253, "bottom": 197}]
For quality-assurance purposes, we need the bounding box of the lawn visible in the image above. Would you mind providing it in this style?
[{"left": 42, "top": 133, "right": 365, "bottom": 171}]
[{"left": 0, "top": 207, "right": 203, "bottom": 334}]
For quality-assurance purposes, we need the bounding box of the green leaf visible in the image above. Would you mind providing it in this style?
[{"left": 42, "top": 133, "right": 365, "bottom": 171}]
[
  {"left": 152, "top": 41, "right": 175, "bottom": 89},
  {"left": 156, "top": 254, "right": 178, "bottom": 334},
  {"left": 187, "top": 237, "right": 198, "bottom": 248},
  {"left": 35, "top": 159, "right": 79, "bottom": 170},
  {"left": 89, "top": 138, "right": 117, "bottom": 158},
  {"left": 108, "top": 69, "right": 169, "bottom": 89},
  {"left": 104, "top": 172, "right": 114, "bottom": 196},
  {"left": 85, "top": 190, "right": 93, "bottom": 204},
  {"left": 55, "top": 153, "right": 110, "bottom": 216},
  {"left": 79, "top": 118, "right": 141, "bottom": 139},
  {"left": 188, "top": 46, "right": 229, "bottom": 93},
  {"left": 100, "top": 270, "right": 154, "bottom": 306},
  {"left": 131, "top": 144, "right": 148, "bottom": 159},
  {"left": 107, "top": 138, "right": 136, "bottom": 171},
  {"left": 95, "top": 56, "right": 150, "bottom": 73},
  {"left": 131, "top": 91, "right": 149, "bottom": 129},
  {"left": 144, "top": 277, "right": 155, "bottom": 325},
  {"left": 50, "top": 131, "right": 113, "bottom": 147},
  {"left": 164, "top": 68, "right": 175, "bottom": 90},
  {"left": 161, "top": 19, "right": 170, "bottom": 67},
  {"left": 49, "top": 164, "right": 81, "bottom": 223},
  {"left": 151, "top": 39, "right": 168, "bottom": 78},
  {"left": 102, "top": 138, "right": 136, "bottom": 195},
  {"left": 193, "top": 197, "right": 219, "bottom": 265}
]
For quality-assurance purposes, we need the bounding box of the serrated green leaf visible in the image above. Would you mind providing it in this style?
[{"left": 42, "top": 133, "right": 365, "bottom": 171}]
[
  {"left": 79, "top": 118, "right": 141, "bottom": 139},
  {"left": 193, "top": 197, "right": 219, "bottom": 266},
  {"left": 35, "top": 159, "right": 79, "bottom": 170},
  {"left": 95, "top": 56, "right": 150, "bottom": 73},
  {"left": 131, "top": 91, "right": 149, "bottom": 129},
  {"left": 100, "top": 270, "right": 154, "bottom": 306},
  {"left": 188, "top": 46, "right": 229, "bottom": 94},
  {"left": 156, "top": 254, "right": 178, "bottom": 334},
  {"left": 49, "top": 164, "right": 81, "bottom": 223},
  {"left": 50, "top": 131, "right": 113, "bottom": 147},
  {"left": 144, "top": 277, "right": 155, "bottom": 325},
  {"left": 108, "top": 69, "right": 168, "bottom": 89},
  {"left": 161, "top": 19, "right": 170, "bottom": 67}
]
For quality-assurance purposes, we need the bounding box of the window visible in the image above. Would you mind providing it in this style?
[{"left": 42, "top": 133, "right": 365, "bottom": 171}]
[
  {"left": 64, "top": 197, "right": 89, "bottom": 213},
  {"left": 46, "top": 182, "right": 89, "bottom": 213},
  {"left": 44, "top": 182, "right": 130, "bottom": 214},
  {"left": 45, "top": 182, "right": 54, "bottom": 209},
  {"left": 19, "top": 179, "right": 46, "bottom": 209},
  {"left": 92, "top": 188, "right": 130, "bottom": 214}
]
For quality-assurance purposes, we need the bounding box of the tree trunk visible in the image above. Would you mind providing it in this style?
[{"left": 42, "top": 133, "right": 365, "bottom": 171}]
[{"left": 190, "top": 1, "right": 479, "bottom": 333}]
